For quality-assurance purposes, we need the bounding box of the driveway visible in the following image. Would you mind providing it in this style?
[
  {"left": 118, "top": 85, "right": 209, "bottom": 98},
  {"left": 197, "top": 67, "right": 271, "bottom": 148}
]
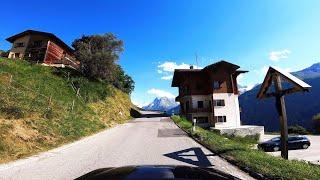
[
  {"left": 263, "top": 134, "right": 320, "bottom": 165},
  {"left": 0, "top": 117, "right": 253, "bottom": 180}
]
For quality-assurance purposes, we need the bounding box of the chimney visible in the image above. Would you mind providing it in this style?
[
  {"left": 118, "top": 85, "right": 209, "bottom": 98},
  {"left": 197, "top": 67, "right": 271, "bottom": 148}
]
[{"left": 190, "top": 65, "right": 194, "bottom": 69}]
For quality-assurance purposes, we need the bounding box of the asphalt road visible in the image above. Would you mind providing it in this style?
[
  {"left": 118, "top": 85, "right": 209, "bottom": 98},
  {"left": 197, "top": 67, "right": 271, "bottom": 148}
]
[
  {"left": 264, "top": 134, "right": 320, "bottom": 165},
  {"left": 0, "top": 117, "right": 253, "bottom": 180}
]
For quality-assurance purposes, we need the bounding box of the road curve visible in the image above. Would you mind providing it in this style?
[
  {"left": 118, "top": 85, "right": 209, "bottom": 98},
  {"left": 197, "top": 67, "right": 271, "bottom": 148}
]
[{"left": 0, "top": 117, "right": 254, "bottom": 180}]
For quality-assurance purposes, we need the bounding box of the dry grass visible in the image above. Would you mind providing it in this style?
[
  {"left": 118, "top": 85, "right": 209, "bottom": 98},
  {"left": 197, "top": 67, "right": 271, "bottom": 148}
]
[{"left": 0, "top": 58, "right": 133, "bottom": 163}]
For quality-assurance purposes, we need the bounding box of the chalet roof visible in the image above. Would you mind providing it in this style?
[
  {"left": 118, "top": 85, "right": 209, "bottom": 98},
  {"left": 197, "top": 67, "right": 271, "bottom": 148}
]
[
  {"left": 171, "top": 60, "right": 245, "bottom": 87},
  {"left": 203, "top": 60, "right": 240, "bottom": 71},
  {"left": 6, "top": 30, "right": 74, "bottom": 53}
]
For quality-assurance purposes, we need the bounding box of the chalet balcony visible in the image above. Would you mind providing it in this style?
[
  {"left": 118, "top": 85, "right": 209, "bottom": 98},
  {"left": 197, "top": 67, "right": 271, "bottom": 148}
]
[{"left": 187, "top": 107, "right": 212, "bottom": 113}]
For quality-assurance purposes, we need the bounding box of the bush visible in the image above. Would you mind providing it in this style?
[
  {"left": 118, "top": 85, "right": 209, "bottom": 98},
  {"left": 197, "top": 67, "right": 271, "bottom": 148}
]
[
  {"left": 288, "top": 125, "right": 309, "bottom": 135},
  {"left": 113, "top": 65, "right": 134, "bottom": 94},
  {"left": 0, "top": 106, "right": 25, "bottom": 119},
  {"left": 43, "top": 107, "right": 55, "bottom": 119},
  {"left": 0, "top": 50, "right": 9, "bottom": 58},
  {"left": 312, "top": 113, "right": 320, "bottom": 134}
]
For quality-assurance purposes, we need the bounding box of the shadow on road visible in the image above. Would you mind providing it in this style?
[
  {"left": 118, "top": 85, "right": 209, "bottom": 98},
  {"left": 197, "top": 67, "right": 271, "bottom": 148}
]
[{"left": 164, "top": 147, "right": 214, "bottom": 167}]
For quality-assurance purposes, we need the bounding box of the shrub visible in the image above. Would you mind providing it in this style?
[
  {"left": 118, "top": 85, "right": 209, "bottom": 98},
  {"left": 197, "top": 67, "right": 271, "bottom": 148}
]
[
  {"left": 312, "top": 113, "right": 320, "bottom": 134},
  {"left": 0, "top": 50, "right": 9, "bottom": 58},
  {"left": 0, "top": 106, "right": 25, "bottom": 119},
  {"left": 288, "top": 125, "right": 309, "bottom": 135},
  {"left": 113, "top": 65, "right": 135, "bottom": 94},
  {"left": 0, "top": 140, "right": 5, "bottom": 153},
  {"left": 43, "top": 107, "right": 55, "bottom": 119}
]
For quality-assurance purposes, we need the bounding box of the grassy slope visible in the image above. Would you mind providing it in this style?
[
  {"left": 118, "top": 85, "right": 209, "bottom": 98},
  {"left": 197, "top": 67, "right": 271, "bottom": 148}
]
[
  {"left": 172, "top": 116, "right": 320, "bottom": 180},
  {"left": 0, "top": 58, "right": 132, "bottom": 163}
]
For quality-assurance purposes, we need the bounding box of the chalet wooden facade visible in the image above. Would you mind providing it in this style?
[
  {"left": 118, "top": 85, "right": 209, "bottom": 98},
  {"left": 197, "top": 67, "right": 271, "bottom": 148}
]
[
  {"left": 6, "top": 30, "right": 79, "bottom": 69},
  {"left": 172, "top": 61, "right": 247, "bottom": 128}
]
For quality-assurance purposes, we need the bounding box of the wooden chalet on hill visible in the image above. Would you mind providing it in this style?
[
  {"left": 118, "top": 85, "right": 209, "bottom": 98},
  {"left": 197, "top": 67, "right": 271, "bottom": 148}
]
[{"left": 6, "top": 30, "right": 79, "bottom": 69}]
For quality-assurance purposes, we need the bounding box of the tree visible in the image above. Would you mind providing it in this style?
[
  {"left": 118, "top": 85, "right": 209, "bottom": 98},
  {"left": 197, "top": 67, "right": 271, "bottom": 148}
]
[
  {"left": 313, "top": 113, "right": 320, "bottom": 134},
  {"left": 288, "top": 125, "right": 309, "bottom": 135},
  {"left": 72, "top": 33, "right": 123, "bottom": 82},
  {"left": 113, "top": 65, "right": 135, "bottom": 94}
]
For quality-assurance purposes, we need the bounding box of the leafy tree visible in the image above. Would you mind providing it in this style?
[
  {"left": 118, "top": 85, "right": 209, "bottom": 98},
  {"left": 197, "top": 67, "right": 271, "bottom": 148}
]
[
  {"left": 313, "top": 113, "right": 320, "bottom": 134},
  {"left": 288, "top": 125, "right": 309, "bottom": 135},
  {"left": 72, "top": 33, "right": 134, "bottom": 94},
  {"left": 113, "top": 65, "right": 135, "bottom": 94},
  {"left": 72, "top": 33, "right": 123, "bottom": 82}
]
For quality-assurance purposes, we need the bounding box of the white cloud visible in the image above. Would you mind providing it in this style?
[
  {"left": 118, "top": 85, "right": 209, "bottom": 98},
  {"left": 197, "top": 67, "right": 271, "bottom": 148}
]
[
  {"left": 237, "top": 74, "right": 244, "bottom": 83},
  {"left": 269, "top": 49, "right": 291, "bottom": 62},
  {"left": 161, "top": 75, "right": 173, "bottom": 80},
  {"left": 158, "top": 61, "right": 201, "bottom": 73},
  {"left": 131, "top": 99, "right": 149, "bottom": 108},
  {"left": 147, "top": 88, "right": 175, "bottom": 99},
  {"left": 157, "top": 61, "right": 202, "bottom": 81}
]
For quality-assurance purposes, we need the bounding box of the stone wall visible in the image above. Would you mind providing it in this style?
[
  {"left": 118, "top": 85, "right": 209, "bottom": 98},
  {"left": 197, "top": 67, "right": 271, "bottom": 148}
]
[{"left": 211, "top": 125, "right": 265, "bottom": 141}]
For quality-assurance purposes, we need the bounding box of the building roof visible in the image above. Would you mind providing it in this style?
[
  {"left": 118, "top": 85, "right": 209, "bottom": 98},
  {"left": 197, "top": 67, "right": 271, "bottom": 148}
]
[
  {"left": 6, "top": 30, "right": 74, "bottom": 53},
  {"left": 203, "top": 60, "right": 240, "bottom": 71},
  {"left": 171, "top": 60, "right": 245, "bottom": 87}
]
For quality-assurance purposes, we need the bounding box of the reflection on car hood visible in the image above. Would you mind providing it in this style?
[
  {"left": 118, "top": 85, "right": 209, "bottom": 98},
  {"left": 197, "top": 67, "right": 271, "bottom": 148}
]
[{"left": 75, "top": 165, "right": 240, "bottom": 180}]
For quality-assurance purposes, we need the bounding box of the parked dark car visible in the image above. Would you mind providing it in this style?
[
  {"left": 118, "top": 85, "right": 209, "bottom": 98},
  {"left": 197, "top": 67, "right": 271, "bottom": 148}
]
[
  {"left": 76, "top": 165, "right": 240, "bottom": 180},
  {"left": 258, "top": 135, "right": 311, "bottom": 152}
]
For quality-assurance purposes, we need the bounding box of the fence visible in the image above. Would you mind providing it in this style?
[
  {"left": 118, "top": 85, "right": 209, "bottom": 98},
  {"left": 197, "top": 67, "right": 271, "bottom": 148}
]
[{"left": 0, "top": 69, "right": 91, "bottom": 118}]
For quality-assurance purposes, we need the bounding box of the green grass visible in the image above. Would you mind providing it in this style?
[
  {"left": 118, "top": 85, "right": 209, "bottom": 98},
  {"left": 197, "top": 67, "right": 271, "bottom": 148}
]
[
  {"left": 172, "top": 115, "right": 320, "bottom": 180},
  {"left": 0, "top": 58, "right": 132, "bottom": 163}
]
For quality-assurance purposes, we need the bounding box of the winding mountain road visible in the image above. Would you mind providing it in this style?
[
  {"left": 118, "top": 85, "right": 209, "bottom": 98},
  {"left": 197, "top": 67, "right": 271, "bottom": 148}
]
[{"left": 0, "top": 116, "right": 253, "bottom": 180}]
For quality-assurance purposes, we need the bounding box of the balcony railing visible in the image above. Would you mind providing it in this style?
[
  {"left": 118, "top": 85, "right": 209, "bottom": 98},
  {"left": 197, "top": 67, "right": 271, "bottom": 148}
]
[{"left": 186, "top": 107, "right": 212, "bottom": 113}]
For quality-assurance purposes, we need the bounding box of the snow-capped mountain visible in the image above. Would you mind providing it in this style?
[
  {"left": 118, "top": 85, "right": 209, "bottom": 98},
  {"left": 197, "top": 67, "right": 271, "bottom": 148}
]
[
  {"left": 238, "top": 84, "right": 258, "bottom": 95},
  {"left": 143, "top": 97, "right": 178, "bottom": 112},
  {"left": 292, "top": 62, "right": 320, "bottom": 79}
]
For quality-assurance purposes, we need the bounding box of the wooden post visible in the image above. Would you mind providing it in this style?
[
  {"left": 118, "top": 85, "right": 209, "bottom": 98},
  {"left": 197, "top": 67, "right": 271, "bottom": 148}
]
[
  {"left": 273, "top": 74, "right": 289, "bottom": 159},
  {"left": 48, "top": 96, "right": 52, "bottom": 106},
  {"left": 76, "top": 88, "right": 80, "bottom": 97},
  {"left": 71, "top": 100, "right": 75, "bottom": 111},
  {"left": 9, "top": 75, "right": 12, "bottom": 85}
]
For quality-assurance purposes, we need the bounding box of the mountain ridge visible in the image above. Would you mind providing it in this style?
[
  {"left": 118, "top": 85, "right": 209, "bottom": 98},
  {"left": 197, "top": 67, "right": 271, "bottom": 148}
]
[{"left": 143, "top": 97, "right": 178, "bottom": 111}]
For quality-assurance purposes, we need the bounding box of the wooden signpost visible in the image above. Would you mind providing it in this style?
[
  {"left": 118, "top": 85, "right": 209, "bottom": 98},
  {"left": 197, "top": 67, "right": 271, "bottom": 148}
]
[{"left": 257, "top": 67, "right": 311, "bottom": 159}]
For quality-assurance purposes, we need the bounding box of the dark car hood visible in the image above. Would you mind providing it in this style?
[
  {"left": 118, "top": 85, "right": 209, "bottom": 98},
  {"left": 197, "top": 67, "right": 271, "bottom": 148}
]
[{"left": 75, "top": 165, "right": 240, "bottom": 180}]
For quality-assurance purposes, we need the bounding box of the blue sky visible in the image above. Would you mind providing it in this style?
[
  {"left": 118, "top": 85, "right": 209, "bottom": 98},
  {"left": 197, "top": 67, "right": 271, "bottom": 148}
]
[{"left": 1, "top": 0, "right": 320, "bottom": 106}]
